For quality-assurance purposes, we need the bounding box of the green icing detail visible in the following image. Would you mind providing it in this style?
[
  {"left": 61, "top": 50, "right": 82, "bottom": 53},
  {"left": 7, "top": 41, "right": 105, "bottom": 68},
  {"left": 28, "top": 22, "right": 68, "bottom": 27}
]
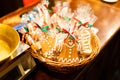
[
  {"left": 69, "top": 35, "right": 75, "bottom": 40},
  {"left": 62, "top": 16, "right": 71, "bottom": 21},
  {"left": 56, "top": 27, "right": 61, "bottom": 32},
  {"left": 78, "top": 22, "right": 82, "bottom": 24},
  {"left": 62, "top": 31, "right": 65, "bottom": 34},
  {"left": 87, "top": 24, "right": 93, "bottom": 28},
  {"left": 41, "top": 26, "right": 50, "bottom": 33},
  {"left": 48, "top": 9, "right": 53, "bottom": 13},
  {"left": 68, "top": 28, "right": 70, "bottom": 32},
  {"left": 23, "top": 27, "right": 29, "bottom": 32},
  {"left": 28, "top": 16, "right": 31, "bottom": 21}
]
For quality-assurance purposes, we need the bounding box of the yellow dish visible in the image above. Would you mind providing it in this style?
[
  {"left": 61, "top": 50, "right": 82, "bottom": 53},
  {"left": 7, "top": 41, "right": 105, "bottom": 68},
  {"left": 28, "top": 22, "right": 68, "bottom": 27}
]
[{"left": 0, "top": 24, "right": 20, "bottom": 62}]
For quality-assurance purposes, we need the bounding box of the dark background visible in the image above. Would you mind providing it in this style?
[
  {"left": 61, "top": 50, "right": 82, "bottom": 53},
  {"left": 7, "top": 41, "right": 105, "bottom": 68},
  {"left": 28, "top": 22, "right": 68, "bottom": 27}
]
[{"left": 0, "top": 0, "right": 23, "bottom": 17}]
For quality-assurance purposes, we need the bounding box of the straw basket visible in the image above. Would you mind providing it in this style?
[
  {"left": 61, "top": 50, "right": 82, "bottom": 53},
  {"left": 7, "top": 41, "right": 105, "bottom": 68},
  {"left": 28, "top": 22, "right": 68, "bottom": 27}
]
[{"left": 31, "top": 31, "right": 100, "bottom": 73}]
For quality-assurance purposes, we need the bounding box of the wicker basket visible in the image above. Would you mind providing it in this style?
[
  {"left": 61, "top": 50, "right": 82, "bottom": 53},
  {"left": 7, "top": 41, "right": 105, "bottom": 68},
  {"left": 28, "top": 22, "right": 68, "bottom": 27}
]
[
  {"left": 0, "top": 0, "right": 100, "bottom": 73},
  {"left": 31, "top": 31, "right": 100, "bottom": 73}
]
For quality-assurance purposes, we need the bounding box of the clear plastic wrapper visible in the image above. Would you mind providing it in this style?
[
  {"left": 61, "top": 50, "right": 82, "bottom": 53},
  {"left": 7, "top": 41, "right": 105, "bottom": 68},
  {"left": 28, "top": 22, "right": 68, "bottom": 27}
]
[{"left": 18, "top": 0, "right": 99, "bottom": 63}]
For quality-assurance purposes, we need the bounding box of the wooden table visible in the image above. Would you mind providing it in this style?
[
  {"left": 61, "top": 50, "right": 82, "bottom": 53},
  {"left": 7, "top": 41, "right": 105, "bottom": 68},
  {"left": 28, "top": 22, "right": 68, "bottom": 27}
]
[
  {"left": 0, "top": 0, "right": 120, "bottom": 80},
  {"left": 68, "top": 0, "right": 120, "bottom": 48},
  {"left": 25, "top": 1, "right": 119, "bottom": 80}
]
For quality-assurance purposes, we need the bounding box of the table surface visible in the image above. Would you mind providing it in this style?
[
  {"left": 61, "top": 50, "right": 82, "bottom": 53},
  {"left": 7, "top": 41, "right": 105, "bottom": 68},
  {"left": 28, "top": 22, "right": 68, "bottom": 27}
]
[
  {"left": 86, "top": 0, "right": 120, "bottom": 48},
  {"left": 26, "top": 0, "right": 120, "bottom": 80},
  {"left": 71, "top": 0, "right": 120, "bottom": 49},
  {"left": 0, "top": 0, "right": 120, "bottom": 80}
]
